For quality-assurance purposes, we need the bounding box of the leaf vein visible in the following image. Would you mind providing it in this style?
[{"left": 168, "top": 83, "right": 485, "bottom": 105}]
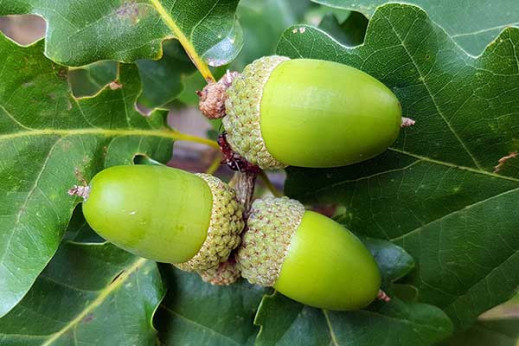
[
  {"left": 41, "top": 257, "right": 148, "bottom": 346},
  {"left": 0, "top": 137, "right": 63, "bottom": 267},
  {"left": 391, "top": 186, "right": 519, "bottom": 241},
  {"left": 382, "top": 12, "right": 483, "bottom": 169},
  {"left": 160, "top": 305, "right": 240, "bottom": 345}
]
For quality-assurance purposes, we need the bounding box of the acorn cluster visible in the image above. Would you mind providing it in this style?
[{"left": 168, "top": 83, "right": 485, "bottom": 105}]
[{"left": 74, "top": 56, "right": 405, "bottom": 311}]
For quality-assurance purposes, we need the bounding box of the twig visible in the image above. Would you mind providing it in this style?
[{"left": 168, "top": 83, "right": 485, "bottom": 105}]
[
  {"left": 149, "top": 0, "right": 215, "bottom": 82},
  {"left": 234, "top": 171, "right": 258, "bottom": 217}
]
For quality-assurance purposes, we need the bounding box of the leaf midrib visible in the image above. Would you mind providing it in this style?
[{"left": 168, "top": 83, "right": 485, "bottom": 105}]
[
  {"left": 149, "top": 0, "right": 214, "bottom": 81},
  {"left": 298, "top": 147, "right": 519, "bottom": 201},
  {"left": 322, "top": 310, "right": 339, "bottom": 346},
  {"left": 0, "top": 137, "right": 63, "bottom": 268},
  {"left": 391, "top": 186, "right": 519, "bottom": 242},
  {"left": 0, "top": 128, "right": 179, "bottom": 141},
  {"left": 321, "top": 304, "right": 450, "bottom": 346}
]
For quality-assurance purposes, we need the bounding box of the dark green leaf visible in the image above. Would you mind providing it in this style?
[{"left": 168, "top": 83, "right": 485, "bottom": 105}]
[
  {"left": 0, "top": 0, "right": 243, "bottom": 67},
  {"left": 63, "top": 205, "right": 104, "bottom": 243},
  {"left": 440, "top": 293, "right": 519, "bottom": 345},
  {"left": 69, "top": 61, "right": 118, "bottom": 98},
  {"left": 0, "top": 242, "right": 165, "bottom": 345},
  {"left": 255, "top": 293, "right": 452, "bottom": 346},
  {"left": 279, "top": 4, "right": 519, "bottom": 329},
  {"left": 313, "top": 0, "right": 519, "bottom": 55},
  {"left": 255, "top": 293, "right": 330, "bottom": 346},
  {"left": 440, "top": 318, "right": 519, "bottom": 346},
  {"left": 156, "top": 265, "right": 267, "bottom": 346},
  {"left": 0, "top": 35, "right": 174, "bottom": 317},
  {"left": 361, "top": 237, "right": 414, "bottom": 286},
  {"left": 136, "top": 40, "right": 196, "bottom": 110}
]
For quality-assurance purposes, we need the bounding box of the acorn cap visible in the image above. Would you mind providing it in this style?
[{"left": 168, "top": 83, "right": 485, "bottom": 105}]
[
  {"left": 223, "top": 56, "right": 290, "bottom": 170},
  {"left": 236, "top": 197, "right": 305, "bottom": 286},
  {"left": 175, "top": 174, "right": 244, "bottom": 271},
  {"left": 198, "top": 259, "right": 241, "bottom": 286}
]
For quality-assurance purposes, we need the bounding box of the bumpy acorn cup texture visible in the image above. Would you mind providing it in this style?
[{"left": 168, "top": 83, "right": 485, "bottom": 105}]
[
  {"left": 175, "top": 173, "right": 244, "bottom": 271},
  {"left": 82, "top": 165, "right": 243, "bottom": 271},
  {"left": 198, "top": 259, "right": 241, "bottom": 286},
  {"left": 223, "top": 56, "right": 402, "bottom": 169},
  {"left": 223, "top": 56, "right": 290, "bottom": 169},
  {"left": 237, "top": 197, "right": 304, "bottom": 286},
  {"left": 237, "top": 197, "right": 382, "bottom": 311}
]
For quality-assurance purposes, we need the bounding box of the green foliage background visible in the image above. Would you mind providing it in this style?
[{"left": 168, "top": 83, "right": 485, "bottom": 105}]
[{"left": 0, "top": 0, "right": 517, "bottom": 345}]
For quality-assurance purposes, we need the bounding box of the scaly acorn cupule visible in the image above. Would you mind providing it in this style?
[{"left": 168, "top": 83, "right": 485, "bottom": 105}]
[
  {"left": 236, "top": 197, "right": 381, "bottom": 311},
  {"left": 220, "top": 56, "right": 403, "bottom": 169},
  {"left": 79, "top": 165, "right": 244, "bottom": 271},
  {"left": 197, "top": 258, "right": 241, "bottom": 286}
]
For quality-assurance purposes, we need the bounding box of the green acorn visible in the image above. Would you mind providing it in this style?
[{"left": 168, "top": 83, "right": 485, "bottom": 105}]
[
  {"left": 200, "top": 56, "right": 402, "bottom": 169},
  {"left": 237, "top": 197, "right": 381, "bottom": 311},
  {"left": 77, "top": 165, "right": 244, "bottom": 271}
]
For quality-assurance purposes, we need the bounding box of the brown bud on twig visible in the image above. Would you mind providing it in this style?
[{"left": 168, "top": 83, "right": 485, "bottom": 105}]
[{"left": 197, "top": 71, "right": 240, "bottom": 119}]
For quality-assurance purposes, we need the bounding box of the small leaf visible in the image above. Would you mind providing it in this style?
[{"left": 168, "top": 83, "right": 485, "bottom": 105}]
[
  {"left": 255, "top": 293, "right": 453, "bottom": 346},
  {"left": 312, "top": 0, "right": 519, "bottom": 55},
  {"left": 156, "top": 265, "right": 268, "bottom": 345},
  {"left": 361, "top": 237, "right": 414, "bottom": 285},
  {"left": 136, "top": 40, "right": 196, "bottom": 110},
  {"left": 0, "top": 242, "right": 165, "bottom": 345}
]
